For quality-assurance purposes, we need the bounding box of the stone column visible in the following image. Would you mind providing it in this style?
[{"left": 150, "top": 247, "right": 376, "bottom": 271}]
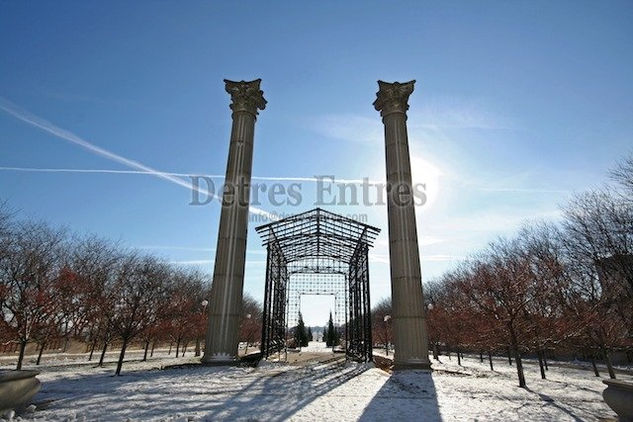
[
  {"left": 373, "top": 80, "right": 431, "bottom": 370},
  {"left": 202, "top": 79, "right": 266, "bottom": 364}
]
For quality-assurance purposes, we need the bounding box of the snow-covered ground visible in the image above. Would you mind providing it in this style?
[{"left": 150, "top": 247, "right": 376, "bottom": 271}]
[
  {"left": 0, "top": 347, "right": 201, "bottom": 370},
  {"left": 299, "top": 341, "right": 330, "bottom": 353},
  {"left": 3, "top": 342, "right": 630, "bottom": 421}
]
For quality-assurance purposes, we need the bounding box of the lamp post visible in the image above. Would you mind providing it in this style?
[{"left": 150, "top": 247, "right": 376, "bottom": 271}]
[
  {"left": 244, "top": 313, "right": 252, "bottom": 354},
  {"left": 384, "top": 315, "right": 392, "bottom": 356},
  {"left": 427, "top": 303, "right": 438, "bottom": 360},
  {"left": 195, "top": 300, "right": 210, "bottom": 357}
]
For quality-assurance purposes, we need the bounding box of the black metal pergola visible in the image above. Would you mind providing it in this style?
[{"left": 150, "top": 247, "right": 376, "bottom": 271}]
[{"left": 255, "top": 208, "right": 380, "bottom": 362}]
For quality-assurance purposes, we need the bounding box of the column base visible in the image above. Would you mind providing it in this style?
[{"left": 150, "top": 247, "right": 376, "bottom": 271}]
[
  {"left": 200, "top": 353, "right": 239, "bottom": 366},
  {"left": 393, "top": 359, "right": 433, "bottom": 371}
]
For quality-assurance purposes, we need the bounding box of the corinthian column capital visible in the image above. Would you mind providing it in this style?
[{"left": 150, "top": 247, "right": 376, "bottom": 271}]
[
  {"left": 373, "top": 80, "right": 416, "bottom": 117},
  {"left": 224, "top": 79, "right": 267, "bottom": 116}
]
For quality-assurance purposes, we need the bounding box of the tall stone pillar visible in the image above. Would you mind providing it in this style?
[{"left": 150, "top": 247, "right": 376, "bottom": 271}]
[
  {"left": 373, "top": 80, "right": 431, "bottom": 370},
  {"left": 202, "top": 79, "right": 266, "bottom": 364}
]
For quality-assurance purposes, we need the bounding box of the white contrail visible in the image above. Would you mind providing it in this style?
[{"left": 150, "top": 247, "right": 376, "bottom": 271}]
[
  {"left": 0, "top": 167, "right": 570, "bottom": 193},
  {"left": 0, "top": 166, "right": 384, "bottom": 185},
  {"left": 0, "top": 97, "right": 275, "bottom": 218},
  {"left": 0, "top": 166, "right": 226, "bottom": 178}
]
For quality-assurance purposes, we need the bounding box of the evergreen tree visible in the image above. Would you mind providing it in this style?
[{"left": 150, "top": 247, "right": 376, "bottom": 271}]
[
  {"left": 307, "top": 326, "right": 313, "bottom": 341},
  {"left": 325, "top": 311, "right": 338, "bottom": 347},
  {"left": 294, "top": 312, "right": 309, "bottom": 347}
]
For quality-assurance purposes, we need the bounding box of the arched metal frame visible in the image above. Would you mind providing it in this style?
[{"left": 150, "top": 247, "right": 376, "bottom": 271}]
[{"left": 256, "top": 208, "right": 380, "bottom": 362}]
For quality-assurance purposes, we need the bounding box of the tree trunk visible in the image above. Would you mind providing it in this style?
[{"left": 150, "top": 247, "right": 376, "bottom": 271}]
[
  {"left": 151, "top": 341, "right": 156, "bottom": 357},
  {"left": 115, "top": 338, "right": 129, "bottom": 376},
  {"left": 168, "top": 342, "right": 172, "bottom": 355},
  {"left": 479, "top": 352, "right": 483, "bottom": 363},
  {"left": 591, "top": 354, "right": 600, "bottom": 377},
  {"left": 98, "top": 342, "right": 108, "bottom": 367},
  {"left": 194, "top": 338, "right": 201, "bottom": 357},
  {"left": 433, "top": 343, "right": 439, "bottom": 360},
  {"left": 16, "top": 340, "right": 27, "bottom": 370},
  {"left": 457, "top": 348, "right": 462, "bottom": 366},
  {"left": 543, "top": 351, "right": 548, "bottom": 371},
  {"left": 175, "top": 338, "right": 181, "bottom": 358},
  {"left": 88, "top": 341, "right": 96, "bottom": 361},
  {"left": 514, "top": 348, "right": 526, "bottom": 387},
  {"left": 142, "top": 340, "right": 150, "bottom": 362},
  {"left": 507, "top": 347, "right": 513, "bottom": 366},
  {"left": 488, "top": 350, "right": 494, "bottom": 371},
  {"left": 182, "top": 343, "right": 187, "bottom": 357},
  {"left": 36, "top": 341, "right": 46, "bottom": 366},
  {"left": 537, "top": 350, "right": 546, "bottom": 380},
  {"left": 510, "top": 329, "right": 526, "bottom": 388},
  {"left": 602, "top": 346, "right": 616, "bottom": 379}
]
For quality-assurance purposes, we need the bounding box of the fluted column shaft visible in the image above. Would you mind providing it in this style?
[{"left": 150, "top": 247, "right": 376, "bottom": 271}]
[
  {"left": 374, "top": 80, "right": 431, "bottom": 370},
  {"left": 202, "top": 79, "right": 266, "bottom": 364}
]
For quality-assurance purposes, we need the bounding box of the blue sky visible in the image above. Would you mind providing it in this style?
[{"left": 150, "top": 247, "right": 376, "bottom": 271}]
[{"left": 1, "top": 1, "right": 632, "bottom": 326}]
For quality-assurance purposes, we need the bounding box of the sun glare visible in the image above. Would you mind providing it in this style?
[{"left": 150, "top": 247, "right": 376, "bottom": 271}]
[{"left": 410, "top": 155, "right": 442, "bottom": 209}]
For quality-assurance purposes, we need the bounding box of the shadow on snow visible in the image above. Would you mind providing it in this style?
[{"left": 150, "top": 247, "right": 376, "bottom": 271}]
[
  {"left": 358, "top": 370, "right": 440, "bottom": 421},
  {"left": 33, "top": 358, "right": 374, "bottom": 421}
]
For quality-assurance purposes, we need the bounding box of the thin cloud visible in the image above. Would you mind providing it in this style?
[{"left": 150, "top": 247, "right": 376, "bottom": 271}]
[
  {"left": 172, "top": 259, "right": 267, "bottom": 266},
  {"left": 452, "top": 171, "right": 572, "bottom": 195},
  {"left": 137, "top": 245, "right": 216, "bottom": 252},
  {"left": 311, "top": 101, "right": 512, "bottom": 145},
  {"left": 432, "top": 208, "right": 563, "bottom": 234},
  {"left": 422, "top": 254, "right": 467, "bottom": 262},
  {"left": 368, "top": 253, "right": 390, "bottom": 264},
  {"left": 311, "top": 114, "right": 382, "bottom": 145},
  {"left": 139, "top": 245, "right": 267, "bottom": 255},
  {"left": 409, "top": 102, "right": 514, "bottom": 131},
  {"left": 473, "top": 186, "right": 570, "bottom": 194},
  {"left": 308, "top": 109, "right": 566, "bottom": 196},
  {"left": 0, "top": 97, "right": 274, "bottom": 219},
  {"left": 171, "top": 260, "right": 214, "bottom": 265}
]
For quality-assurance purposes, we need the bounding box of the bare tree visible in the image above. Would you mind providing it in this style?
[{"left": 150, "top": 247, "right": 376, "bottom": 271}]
[
  {"left": 610, "top": 154, "right": 633, "bottom": 198},
  {"left": 371, "top": 297, "right": 392, "bottom": 356},
  {"left": 0, "top": 201, "right": 14, "bottom": 346},
  {"left": 0, "top": 220, "right": 66, "bottom": 369},
  {"left": 239, "top": 293, "right": 262, "bottom": 354},
  {"left": 110, "top": 254, "right": 169, "bottom": 375},
  {"left": 560, "top": 189, "right": 633, "bottom": 378},
  {"left": 457, "top": 240, "right": 535, "bottom": 388},
  {"left": 69, "top": 236, "right": 121, "bottom": 364},
  {"left": 519, "top": 223, "right": 577, "bottom": 379}
]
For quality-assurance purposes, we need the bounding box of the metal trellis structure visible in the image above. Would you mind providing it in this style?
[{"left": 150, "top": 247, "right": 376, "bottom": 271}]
[{"left": 256, "top": 208, "right": 380, "bottom": 362}]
